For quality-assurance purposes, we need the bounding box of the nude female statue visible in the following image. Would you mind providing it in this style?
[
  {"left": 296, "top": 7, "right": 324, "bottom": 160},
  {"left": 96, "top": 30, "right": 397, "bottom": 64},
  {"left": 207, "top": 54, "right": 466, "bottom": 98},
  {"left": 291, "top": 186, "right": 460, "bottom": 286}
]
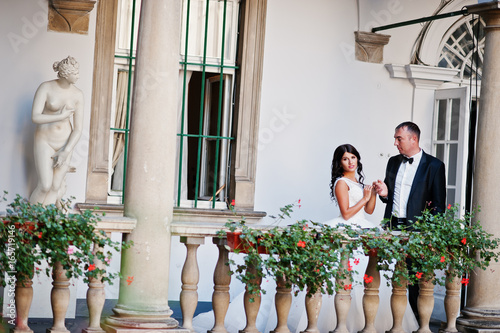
[{"left": 30, "top": 56, "right": 83, "bottom": 206}]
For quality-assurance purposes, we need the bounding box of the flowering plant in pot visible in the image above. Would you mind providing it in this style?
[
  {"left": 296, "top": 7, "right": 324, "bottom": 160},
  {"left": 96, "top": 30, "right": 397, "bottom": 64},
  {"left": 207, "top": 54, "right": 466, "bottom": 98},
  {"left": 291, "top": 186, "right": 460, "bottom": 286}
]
[
  {"left": 218, "top": 203, "right": 358, "bottom": 301},
  {"left": 0, "top": 193, "right": 132, "bottom": 286},
  {"left": 406, "top": 204, "right": 500, "bottom": 286}
]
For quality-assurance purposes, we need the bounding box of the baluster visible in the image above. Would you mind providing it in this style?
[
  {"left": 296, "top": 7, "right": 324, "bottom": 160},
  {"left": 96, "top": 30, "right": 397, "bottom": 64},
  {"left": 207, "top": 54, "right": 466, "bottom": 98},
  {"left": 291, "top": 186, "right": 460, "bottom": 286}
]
[
  {"left": 48, "top": 261, "right": 70, "bottom": 333},
  {"left": 360, "top": 250, "right": 380, "bottom": 333},
  {"left": 271, "top": 275, "right": 292, "bottom": 333},
  {"left": 83, "top": 235, "right": 107, "bottom": 333},
  {"left": 332, "top": 248, "right": 352, "bottom": 333},
  {"left": 440, "top": 270, "right": 461, "bottom": 333},
  {"left": 13, "top": 273, "right": 34, "bottom": 333},
  {"left": 301, "top": 289, "right": 322, "bottom": 333},
  {"left": 210, "top": 237, "right": 230, "bottom": 333},
  {"left": 180, "top": 236, "right": 203, "bottom": 331},
  {"left": 415, "top": 275, "right": 435, "bottom": 333},
  {"left": 387, "top": 261, "right": 408, "bottom": 333},
  {"left": 240, "top": 259, "right": 262, "bottom": 333}
]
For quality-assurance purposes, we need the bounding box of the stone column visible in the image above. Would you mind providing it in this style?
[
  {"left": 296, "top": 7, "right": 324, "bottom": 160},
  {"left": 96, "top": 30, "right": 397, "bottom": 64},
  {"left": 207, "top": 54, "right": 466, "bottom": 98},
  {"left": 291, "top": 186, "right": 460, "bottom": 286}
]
[
  {"left": 103, "top": 0, "right": 186, "bottom": 331},
  {"left": 457, "top": 2, "right": 500, "bottom": 332}
]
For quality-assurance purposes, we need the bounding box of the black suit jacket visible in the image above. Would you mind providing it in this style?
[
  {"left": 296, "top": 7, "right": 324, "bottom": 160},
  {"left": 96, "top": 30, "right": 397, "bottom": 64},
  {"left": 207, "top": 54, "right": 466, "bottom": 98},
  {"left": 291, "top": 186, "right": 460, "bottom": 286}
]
[{"left": 381, "top": 151, "right": 446, "bottom": 225}]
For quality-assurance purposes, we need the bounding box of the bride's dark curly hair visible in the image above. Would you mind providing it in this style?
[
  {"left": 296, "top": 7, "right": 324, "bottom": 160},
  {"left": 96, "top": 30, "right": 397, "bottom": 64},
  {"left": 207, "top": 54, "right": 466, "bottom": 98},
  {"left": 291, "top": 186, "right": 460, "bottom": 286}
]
[{"left": 330, "top": 144, "right": 365, "bottom": 201}]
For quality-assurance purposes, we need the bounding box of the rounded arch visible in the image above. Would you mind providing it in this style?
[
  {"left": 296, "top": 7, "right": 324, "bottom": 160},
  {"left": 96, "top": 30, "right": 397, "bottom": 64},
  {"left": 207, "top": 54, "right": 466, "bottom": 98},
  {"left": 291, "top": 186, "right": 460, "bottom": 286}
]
[
  {"left": 437, "top": 15, "right": 484, "bottom": 80},
  {"left": 411, "top": 0, "right": 477, "bottom": 66}
]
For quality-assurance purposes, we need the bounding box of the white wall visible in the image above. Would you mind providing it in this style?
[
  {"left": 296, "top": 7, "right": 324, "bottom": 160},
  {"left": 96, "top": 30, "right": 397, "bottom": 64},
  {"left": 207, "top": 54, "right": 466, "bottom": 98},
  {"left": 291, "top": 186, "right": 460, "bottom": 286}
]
[
  {"left": 0, "top": 0, "right": 95, "bottom": 205},
  {"left": 253, "top": 0, "right": 431, "bottom": 225},
  {"left": 0, "top": 0, "right": 97, "bottom": 317}
]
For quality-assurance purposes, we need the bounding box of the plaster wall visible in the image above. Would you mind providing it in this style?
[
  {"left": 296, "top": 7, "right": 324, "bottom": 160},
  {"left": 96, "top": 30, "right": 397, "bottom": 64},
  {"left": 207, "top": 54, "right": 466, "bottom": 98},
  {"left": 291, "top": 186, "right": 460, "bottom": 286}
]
[
  {"left": 0, "top": 0, "right": 95, "bottom": 205},
  {"left": 0, "top": 0, "right": 97, "bottom": 318}
]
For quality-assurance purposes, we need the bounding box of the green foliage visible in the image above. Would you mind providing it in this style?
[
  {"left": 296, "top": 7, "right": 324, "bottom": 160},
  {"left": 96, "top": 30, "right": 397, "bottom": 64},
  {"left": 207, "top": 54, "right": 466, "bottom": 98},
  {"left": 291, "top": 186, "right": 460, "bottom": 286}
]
[
  {"left": 407, "top": 204, "right": 500, "bottom": 284},
  {"left": 0, "top": 193, "right": 132, "bottom": 286},
  {"left": 220, "top": 203, "right": 500, "bottom": 300},
  {"left": 220, "top": 204, "right": 364, "bottom": 301}
]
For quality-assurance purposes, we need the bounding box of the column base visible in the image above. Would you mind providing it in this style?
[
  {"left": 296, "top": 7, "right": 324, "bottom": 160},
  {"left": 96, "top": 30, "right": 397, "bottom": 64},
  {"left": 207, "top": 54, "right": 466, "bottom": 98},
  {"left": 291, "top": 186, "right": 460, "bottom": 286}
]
[
  {"left": 457, "top": 307, "right": 500, "bottom": 333},
  {"left": 102, "top": 325, "right": 189, "bottom": 333},
  {"left": 83, "top": 328, "right": 106, "bottom": 333},
  {"left": 103, "top": 317, "right": 181, "bottom": 331},
  {"left": 11, "top": 328, "right": 33, "bottom": 333},
  {"left": 46, "top": 328, "right": 70, "bottom": 333}
]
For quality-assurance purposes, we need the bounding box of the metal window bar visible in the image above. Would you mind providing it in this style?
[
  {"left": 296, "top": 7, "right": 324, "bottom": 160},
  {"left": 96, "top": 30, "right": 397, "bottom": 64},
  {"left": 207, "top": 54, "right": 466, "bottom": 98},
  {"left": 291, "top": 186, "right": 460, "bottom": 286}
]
[
  {"left": 111, "top": 0, "right": 138, "bottom": 204},
  {"left": 115, "top": 0, "right": 236, "bottom": 208},
  {"left": 176, "top": 0, "right": 236, "bottom": 209}
]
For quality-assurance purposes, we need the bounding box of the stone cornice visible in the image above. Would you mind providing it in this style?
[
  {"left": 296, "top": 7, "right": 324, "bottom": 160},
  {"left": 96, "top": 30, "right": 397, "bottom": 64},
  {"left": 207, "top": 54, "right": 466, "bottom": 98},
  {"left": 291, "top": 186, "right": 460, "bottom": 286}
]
[{"left": 385, "top": 64, "right": 459, "bottom": 89}]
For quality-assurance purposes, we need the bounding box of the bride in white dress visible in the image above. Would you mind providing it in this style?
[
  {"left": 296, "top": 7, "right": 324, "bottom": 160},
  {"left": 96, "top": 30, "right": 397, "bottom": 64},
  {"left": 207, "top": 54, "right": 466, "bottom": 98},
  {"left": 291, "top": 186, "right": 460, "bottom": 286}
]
[{"left": 192, "top": 144, "right": 418, "bottom": 333}]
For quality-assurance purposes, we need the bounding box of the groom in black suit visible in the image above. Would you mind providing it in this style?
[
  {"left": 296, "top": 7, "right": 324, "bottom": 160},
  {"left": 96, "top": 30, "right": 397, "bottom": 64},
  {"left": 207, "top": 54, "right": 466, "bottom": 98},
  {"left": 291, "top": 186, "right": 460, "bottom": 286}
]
[{"left": 374, "top": 121, "right": 446, "bottom": 320}]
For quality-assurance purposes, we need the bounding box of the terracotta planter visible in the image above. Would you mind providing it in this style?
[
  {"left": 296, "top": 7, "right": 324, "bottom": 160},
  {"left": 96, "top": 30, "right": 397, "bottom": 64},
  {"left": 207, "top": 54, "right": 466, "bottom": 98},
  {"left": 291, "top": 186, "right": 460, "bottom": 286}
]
[
  {"left": 226, "top": 231, "right": 268, "bottom": 254},
  {"left": 3, "top": 220, "right": 40, "bottom": 243}
]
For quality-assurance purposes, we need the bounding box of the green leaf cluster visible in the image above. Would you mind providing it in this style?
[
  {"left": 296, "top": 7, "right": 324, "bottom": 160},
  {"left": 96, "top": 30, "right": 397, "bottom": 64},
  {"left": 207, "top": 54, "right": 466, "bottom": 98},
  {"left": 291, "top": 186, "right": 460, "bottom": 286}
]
[{"left": 0, "top": 193, "right": 132, "bottom": 286}]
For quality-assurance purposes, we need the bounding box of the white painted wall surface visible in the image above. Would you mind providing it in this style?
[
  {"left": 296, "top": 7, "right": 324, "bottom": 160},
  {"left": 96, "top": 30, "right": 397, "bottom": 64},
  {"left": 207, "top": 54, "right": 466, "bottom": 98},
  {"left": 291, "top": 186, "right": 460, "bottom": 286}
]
[{"left": 0, "top": 0, "right": 96, "bottom": 318}]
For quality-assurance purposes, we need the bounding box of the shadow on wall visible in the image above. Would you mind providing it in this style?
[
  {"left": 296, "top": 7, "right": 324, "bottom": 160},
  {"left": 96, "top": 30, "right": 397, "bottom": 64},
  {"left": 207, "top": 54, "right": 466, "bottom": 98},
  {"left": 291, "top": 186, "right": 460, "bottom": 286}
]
[{"left": 18, "top": 93, "right": 37, "bottom": 196}]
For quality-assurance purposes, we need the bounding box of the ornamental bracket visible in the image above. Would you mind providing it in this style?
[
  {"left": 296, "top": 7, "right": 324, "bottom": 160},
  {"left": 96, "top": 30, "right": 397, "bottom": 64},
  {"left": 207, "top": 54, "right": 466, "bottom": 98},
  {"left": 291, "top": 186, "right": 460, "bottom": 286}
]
[{"left": 48, "top": 0, "right": 96, "bottom": 34}]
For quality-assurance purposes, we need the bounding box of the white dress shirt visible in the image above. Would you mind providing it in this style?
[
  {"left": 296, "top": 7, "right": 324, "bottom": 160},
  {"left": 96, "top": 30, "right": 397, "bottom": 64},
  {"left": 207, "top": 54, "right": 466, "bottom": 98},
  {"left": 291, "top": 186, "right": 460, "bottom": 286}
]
[{"left": 392, "top": 150, "right": 423, "bottom": 218}]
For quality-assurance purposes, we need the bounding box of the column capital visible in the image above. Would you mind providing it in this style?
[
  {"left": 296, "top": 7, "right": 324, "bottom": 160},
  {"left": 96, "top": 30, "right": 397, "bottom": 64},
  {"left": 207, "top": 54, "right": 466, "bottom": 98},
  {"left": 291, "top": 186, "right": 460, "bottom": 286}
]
[
  {"left": 467, "top": 1, "right": 500, "bottom": 29},
  {"left": 467, "top": 1, "right": 500, "bottom": 14}
]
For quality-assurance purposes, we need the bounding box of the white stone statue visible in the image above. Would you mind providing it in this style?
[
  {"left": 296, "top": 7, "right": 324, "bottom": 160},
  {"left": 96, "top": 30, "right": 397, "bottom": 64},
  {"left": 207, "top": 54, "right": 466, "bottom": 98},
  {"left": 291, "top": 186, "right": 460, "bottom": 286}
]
[{"left": 30, "top": 56, "right": 83, "bottom": 206}]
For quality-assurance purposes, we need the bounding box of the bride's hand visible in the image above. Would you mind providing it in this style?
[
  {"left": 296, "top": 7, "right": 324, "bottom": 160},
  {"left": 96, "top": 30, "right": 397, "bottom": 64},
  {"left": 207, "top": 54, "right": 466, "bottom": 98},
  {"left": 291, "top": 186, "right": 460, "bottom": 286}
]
[{"left": 363, "top": 185, "right": 373, "bottom": 203}]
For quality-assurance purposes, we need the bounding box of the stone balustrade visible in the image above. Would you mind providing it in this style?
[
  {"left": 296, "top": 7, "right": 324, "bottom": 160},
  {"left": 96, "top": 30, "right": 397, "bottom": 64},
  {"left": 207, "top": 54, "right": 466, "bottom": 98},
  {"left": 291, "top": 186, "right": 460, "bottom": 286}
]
[
  {"left": 9, "top": 215, "right": 136, "bottom": 333},
  {"left": 6, "top": 215, "right": 461, "bottom": 333},
  {"left": 172, "top": 222, "right": 463, "bottom": 333}
]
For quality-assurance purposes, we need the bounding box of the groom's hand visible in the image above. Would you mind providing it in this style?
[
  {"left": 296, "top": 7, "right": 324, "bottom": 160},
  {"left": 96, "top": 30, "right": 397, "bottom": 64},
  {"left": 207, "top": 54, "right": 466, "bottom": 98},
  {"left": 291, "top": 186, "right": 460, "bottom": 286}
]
[{"left": 373, "top": 180, "right": 388, "bottom": 198}]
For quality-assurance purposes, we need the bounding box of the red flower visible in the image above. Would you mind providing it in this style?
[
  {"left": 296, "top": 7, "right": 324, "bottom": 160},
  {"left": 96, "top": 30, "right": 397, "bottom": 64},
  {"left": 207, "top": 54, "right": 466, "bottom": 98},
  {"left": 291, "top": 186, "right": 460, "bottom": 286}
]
[
  {"left": 126, "top": 276, "right": 134, "bottom": 285},
  {"left": 448, "top": 204, "right": 452, "bottom": 209},
  {"left": 364, "top": 274, "right": 373, "bottom": 284},
  {"left": 298, "top": 199, "right": 302, "bottom": 209},
  {"left": 343, "top": 284, "right": 352, "bottom": 290},
  {"left": 461, "top": 278, "right": 469, "bottom": 286},
  {"left": 415, "top": 272, "right": 423, "bottom": 279},
  {"left": 297, "top": 240, "right": 306, "bottom": 248},
  {"left": 461, "top": 238, "right": 467, "bottom": 245},
  {"left": 88, "top": 264, "right": 96, "bottom": 272},
  {"left": 316, "top": 269, "right": 320, "bottom": 273},
  {"left": 440, "top": 256, "right": 446, "bottom": 263},
  {"left": 348, "top": 262, "right": 352, "bottom": 271},
  {"left": 230, "top": 200, "right": 235, "bottom": 206},
  {"left": 354, "top": 258, "right": 360, "bottom": 265},
  {"left": 38, "top": 232, "right": 42, "bottom": 239}
]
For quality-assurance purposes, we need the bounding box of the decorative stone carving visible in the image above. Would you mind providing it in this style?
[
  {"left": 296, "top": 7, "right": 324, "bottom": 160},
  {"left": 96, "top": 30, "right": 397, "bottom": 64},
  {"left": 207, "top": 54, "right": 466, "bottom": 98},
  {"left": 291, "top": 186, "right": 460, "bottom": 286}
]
[
  {"left": 48, "top": 0, "right": 96, "bottom": 34},
  {"left": 354, "top": 31, "right": 391, "bottom": 64}
]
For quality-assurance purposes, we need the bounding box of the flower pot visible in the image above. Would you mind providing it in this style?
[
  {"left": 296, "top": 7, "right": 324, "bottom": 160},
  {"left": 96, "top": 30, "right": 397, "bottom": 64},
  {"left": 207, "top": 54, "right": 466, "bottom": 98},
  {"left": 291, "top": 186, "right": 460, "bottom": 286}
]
[{"left": 226, "top": 231, "right": 268, "bottom": 254}]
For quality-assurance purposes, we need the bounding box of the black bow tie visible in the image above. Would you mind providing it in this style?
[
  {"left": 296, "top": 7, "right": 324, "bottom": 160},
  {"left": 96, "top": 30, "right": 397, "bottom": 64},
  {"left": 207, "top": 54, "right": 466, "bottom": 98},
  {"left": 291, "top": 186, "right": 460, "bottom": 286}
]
[{"left": 402, "top": 156, "right": 414, "bottom": 164}]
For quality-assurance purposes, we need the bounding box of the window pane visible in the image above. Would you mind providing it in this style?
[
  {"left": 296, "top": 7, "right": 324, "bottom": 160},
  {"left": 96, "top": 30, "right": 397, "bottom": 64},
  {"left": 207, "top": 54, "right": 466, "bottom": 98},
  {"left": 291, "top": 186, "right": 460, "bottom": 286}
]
[
  {"left": 448, "top": 143, "right": 458, "bottom": 186},
  {"left": 450, "top": 98, "right": 460, "bottom": 140},
  {"left": 447, "top": 188, "right": 456, "bottom": 206},
  {"left": 437, "top": 100, "right": 447, "bottom": 140},
  {"left": 435, "top": 144, "right": 445, "bottom": 162}
]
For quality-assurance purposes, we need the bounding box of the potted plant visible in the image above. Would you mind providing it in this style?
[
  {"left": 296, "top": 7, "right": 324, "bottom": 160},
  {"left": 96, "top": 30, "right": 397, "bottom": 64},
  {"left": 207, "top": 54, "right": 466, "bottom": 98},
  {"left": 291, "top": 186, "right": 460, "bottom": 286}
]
[
  {"left": 0, "top": 193, "right": 132, "bottom": 286},
  {"left": 218, "top": 203, "right": 357, "bottom": 301},
  {"left": 406, "top": 204, "right": 500, "bottom": 286}
]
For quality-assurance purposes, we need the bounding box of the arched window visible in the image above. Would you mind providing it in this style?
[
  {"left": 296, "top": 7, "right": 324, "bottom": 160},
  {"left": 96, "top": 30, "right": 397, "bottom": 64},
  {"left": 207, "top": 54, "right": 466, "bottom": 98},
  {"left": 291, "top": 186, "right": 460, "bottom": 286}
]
[{"left": 437, "top": 16, "right": 484, "bottom": 80}]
